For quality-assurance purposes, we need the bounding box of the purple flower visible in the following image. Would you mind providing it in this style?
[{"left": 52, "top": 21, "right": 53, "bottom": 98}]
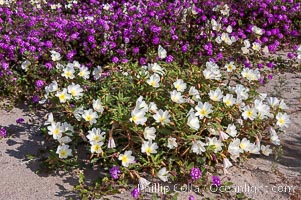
[
  {"left": 131, "top": 188, "right": 140, "bottom": 199},
  {"left": 109, "top": 166, "right": 121, "bottom": 180},
  {"left": 44, "top": 62, "right": 52, "bottom": 70},
  {"left": 212, "top": 175, "right": 221, "bottom": 187},
  {"left": 112, "top": 56, "right": 119, "bottom": 63},
  {"left": 0, "top": 128, "right": 7, "bottom": 137},
  {"left": 268, "top": 74, "right": 273, "bottom": 80},
  {"left": 166, "top": 55, "right": 174, "bottom": 63},
  {"left": 35, "top": 80, "right": 44, "bottom": 89},
  {"left": 16, "top": 118, "right": 24, "bottom": 124},
  {"left": 189, "top": 195, "right": 195, "bottom": 200},
  {"left": 32, "top": 95, "right": 40, "bottom": 103},
  {"left": 190, "top": 167, "right": 202, "bottom": 180}
]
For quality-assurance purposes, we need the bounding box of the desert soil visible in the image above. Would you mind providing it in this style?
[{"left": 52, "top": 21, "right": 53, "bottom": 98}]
[{"left": 0, "top": 72, "right": 300, "bottom": 200}]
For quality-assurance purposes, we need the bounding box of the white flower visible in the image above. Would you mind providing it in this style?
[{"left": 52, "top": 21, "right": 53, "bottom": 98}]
[
  {"left": 209, "top": 88, "right": 223, "bottom": 102},
  {"left": 224, "top": 61, "right": 236, "bottom": 72},
  {"left": 267, "top": 97, "right": 280, "bottom": 108},
  {"left": 158, "top": 167, "right": 169, "bottom": 182},
  {"left": 61, "top": 122, "right": 74, "bottom": 136},
  {"left": 234, "top": 84, "right": 249, "bottom": 102},
  {"left": 203, "top": 62, "right": 221, "bottom": 80},
  {"left": 223, "top": 157, "right": 233, "bottom": 169},
  {"left": 242, "top": 106, "right": 257, "bottom": 120},
  {"left": 148, "top": 63, "right": 165, "bottom": 75},
  {"left": 67, "top": 83, "right": 83, "bottom": 99},
  {"left": 149, "top": 102, "right": 158, "bottom": 113},
  {"left": 78, "top": 66, "right": 90, "bottom": 79},
  {"left": 158, "top": 45, "right": 167, "bottom": 59},
  {"left": 55, "top": 88, "right": 72, "bottom": 103},
  {"left": 252, "top": 26, "right": 263, "bottom": 35},
  {"left": 191, "top": 140, "right": 207, "bottom": 154},
  {"left": 139, "top": 177, "right": 151, "bottom": 191},
  {"left": 58, "top": 136, "right": 72, "bottom": 144},
  {"left": 47, "top": 122, "right": 64, "bottom": 140},
  {"left": 56, "top": 144, "right": 72, "bottom": 159},
  {"left": 93, "top": 66, "right": 103, "bottom": 80},
  {"left": 254, "top": 99, "right": 271, "bottom": 119},
  {"left": 130, "top": 107, "right": 147, "bottom": 125},
  {"left": 50, "top": 50, "right": 61, "bottom": 61},
  {"left": 241, "top": 68, "right": 260, "bottom": 81},
  {"left": 107, "top": 137, "right": 116, "bottom": 148},
  {"left": 226, "top": 25, "right": 232, "bottom": 33},
  {"left": 195, "top": 102, "right": 213, "bottom": 119},
  {"left": 228, "top": 138, "right": 243, "bottom": 158},
  {"left": 244, "top": 39, "right": 251, "bottom": 48},
  {"left": 82, "top": 109, "right": 98, "bottom": 125},
  {"left": 91, "top": 142, "right": 104, "bottom": 154},
  {"left": 211, "top": 19, "right": 221, "bottom": 31},
  {"left": 252, "top": 42, "right": 261, "bottom": 51},
  {"left": 21, "top": 60, "right": 31, "bottom": 72},
  {"left": 170, "top": 90, "right": 185, "bottom": 103},
  {"left": 269, "top": 127, "right": 280, "bottom": 145},
  {"left": 147, "top": 74, "right": 160, "bottom": 88},
  {"left": 248, "top": 143, "right": 260, "bottom": 154},
  {"left": 279, "top": 100, "right": 289, "bottom": 110},
  {"left": 261, "top": 145, "right": 272, "bottom": 156},
  {"left": 62, "top": 66, "right": 75, "bottom": 79},
  {"left": 173, "top": 79, "right": 187, "bottom": 92},
  {"left": 141, "top": 140, "right": 158, "bottom": 156},
  {"left": 263, "top": 46, "right": 269, "bottom": 54},
  {"left": 223, "top": 94, "right": 236, "bottom": 106},
  {"left": 73, "top": 106, "right": 84, "bottom": 121},
  {"left": 219, "top": 130, "right": 229, "bottom": 141},
  {"left": 118, "top": 150, "right": 135, "bottom": 167},
  {"left": 207, "top": 137, "right": 223, "bottom": 153},
  {"left": 276, "top": 112, "right": 290, "bottom": 128},
  {"left": 240, "top": 138, "right": 252, "bottom": 152},
  {"left": 153, "top": 109, "right": 171, "bottom": 125},
  {"left": 87, "top": 128, "right": 105, "bottom": 144},
  {"left": 45, "top": 112, "right": 54, "bottom": 125},
  {"left": 226, "top": 124, "right": 237, "bottom": 137},
  {"left": 143, "top": 127, "right": 156, "bottom": 140},
  {"left": 167, "top": 137, "right": 178, "bottom": 149},
  {"left": 136, "top": 96, "right": 149, "bottom": 112},
  {"left": 241, "top": 46, "right": 250, "bottom": 54},
  {"left": 92, "top": 99, "right": 104, "bottom": 113},
  {"left": 47, "top": 80, "right": 58, "bottom": 92},
  {"left": 187, "top": 112, "right": 200, "bottom": 131}
]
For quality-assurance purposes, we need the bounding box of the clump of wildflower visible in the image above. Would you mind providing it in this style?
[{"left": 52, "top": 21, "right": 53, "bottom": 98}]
[
  {"left": 212, "top": 175, "right": 221, "bottom": 187},
  {"left": 0, "top": 128, "right": 7, "bottom": 137},
  {"left": 131, "top": 188, "right": 140, "bottom": 199},
  {"left": 110, "top": 166, "right": 121, "bottom": 180},
  {"left": 190, "top": 167, "right": 202, "bottom": 180}
]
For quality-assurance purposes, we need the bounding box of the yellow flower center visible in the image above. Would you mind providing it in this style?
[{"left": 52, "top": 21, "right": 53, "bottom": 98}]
[
  {"left": 240, "top": 143, "right": 246, "bottom": 150},
  {"left": 199, "top": 109, "right": 207, "bottom": 116},
  {"left": 59, "top": 93, "right": 66, "bottom": 101},
  {"left": 225, "top": 100, "right": 231, "bottom": 106},
  {"left": 85, "top": 115, "right": 92, "bottom": 121},
  {"left": 278, "top": 118, "right": 284, "bottom": 125},
  {"left": 79, "top": 71, "right": 84, "bottom": 76},
  {"left": 53, "top": 128, "right": 60, "bottom": 135},
  {"left": 246, "top": 111, "right": 253, "bottom": 117},
  {"left": 131, "top": 116, "right": 138, "bottom": 122},
  {"left": 121, "top": 155, "right": 128, "bottom": 163},
  {"left": 71, "top": 89, "right": 76, "bottom": 96},
  {"left": 60, "top": 150, "right": 67, "bottom": 157},
  {"left": 65, "top": 71, "right": 72, "bottom": 77},
  {"left": 145, "top": 147, "right": 152, "bottom": 154},
  {"left": 159, "top": 117, "right": 166, "bottom": 123},
  {"left": 92, "top": 135, "right": 100, "bottom": 141}
]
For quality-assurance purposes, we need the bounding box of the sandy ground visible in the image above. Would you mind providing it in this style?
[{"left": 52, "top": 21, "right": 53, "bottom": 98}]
[{"left": 0, "top": 72, "right": 300, "bottom": 200}]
